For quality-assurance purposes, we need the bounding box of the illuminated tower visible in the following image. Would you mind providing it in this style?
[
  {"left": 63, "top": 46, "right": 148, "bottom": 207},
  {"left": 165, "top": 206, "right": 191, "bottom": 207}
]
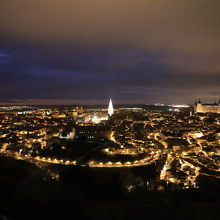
[
  {"left": 196, "top": 99, "right": 202, "bottom": 112},
  {"left": 108, "top": 98, "right": 114, "bottom": 116}
]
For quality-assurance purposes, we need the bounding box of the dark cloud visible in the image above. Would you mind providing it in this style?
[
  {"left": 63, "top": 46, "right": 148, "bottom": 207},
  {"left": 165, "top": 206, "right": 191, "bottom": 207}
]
[{"left": 0, "top": 0, "right": 220, "bottom": 104}]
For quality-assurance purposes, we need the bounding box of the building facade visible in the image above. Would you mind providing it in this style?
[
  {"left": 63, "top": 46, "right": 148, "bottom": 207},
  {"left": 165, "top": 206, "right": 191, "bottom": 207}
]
[
  {"left": 75, "top": 125, "right": 111, "bottom": 140},
  {"left": 194, "top": 100, "right": 220, "bottom": 113}
]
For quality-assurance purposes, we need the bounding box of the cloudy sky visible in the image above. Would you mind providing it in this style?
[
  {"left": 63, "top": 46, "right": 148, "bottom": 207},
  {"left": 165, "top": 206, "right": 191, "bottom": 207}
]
[{"left": 0, "top": 0, "right": 220, "bottom": 105}]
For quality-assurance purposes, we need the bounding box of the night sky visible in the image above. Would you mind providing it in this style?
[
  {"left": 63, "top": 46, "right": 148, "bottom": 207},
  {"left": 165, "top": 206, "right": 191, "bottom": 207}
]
[{"left": 0, "top": 0, "right": 220, "bottom": 105}]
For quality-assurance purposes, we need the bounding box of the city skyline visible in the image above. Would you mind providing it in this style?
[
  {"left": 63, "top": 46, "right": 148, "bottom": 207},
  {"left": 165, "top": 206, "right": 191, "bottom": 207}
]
[
  {"left": 0, "top": 2, "right": 220, "bottom": 219},
  {"left": 0, "top": 0, "right": 220, "bottom": 105}
]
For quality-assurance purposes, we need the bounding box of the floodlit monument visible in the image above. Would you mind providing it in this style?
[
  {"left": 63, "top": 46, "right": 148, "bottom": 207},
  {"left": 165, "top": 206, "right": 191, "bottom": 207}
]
[
  {"left": 108, "top": 98, "right": 114, "bottom": 116},
  {"left": 194, "top": 99, "right": 220, "bottom": 113}
]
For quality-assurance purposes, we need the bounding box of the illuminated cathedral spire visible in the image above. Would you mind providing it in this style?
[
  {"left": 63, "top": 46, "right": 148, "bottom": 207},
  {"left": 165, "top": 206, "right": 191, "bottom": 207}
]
[{"left": 108, "top": 98, "right": 114, "bottom": 116}]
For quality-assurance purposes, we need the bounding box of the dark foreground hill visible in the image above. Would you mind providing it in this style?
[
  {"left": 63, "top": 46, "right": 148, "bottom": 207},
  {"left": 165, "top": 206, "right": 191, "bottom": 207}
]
[{"left": 0, "top": 155, "right": 219, "bottom": 220}]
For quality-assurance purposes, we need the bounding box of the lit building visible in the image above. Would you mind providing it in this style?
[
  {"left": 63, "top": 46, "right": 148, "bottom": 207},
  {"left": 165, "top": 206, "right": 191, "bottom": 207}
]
[
  {"left": 194, "top": 99, "right": 220, "bottom": 113},
  {"left": 108, "top": 98, "right": 114, "bottom": 116},
  {"left": 92, "top": 115, "right": 108, "bottom": 124},
  {"left": 76, "top": 106, "right": 83, "bottom": 114},
  {"left": 60, "top": 128, "right": 76, "bottom": 140}
]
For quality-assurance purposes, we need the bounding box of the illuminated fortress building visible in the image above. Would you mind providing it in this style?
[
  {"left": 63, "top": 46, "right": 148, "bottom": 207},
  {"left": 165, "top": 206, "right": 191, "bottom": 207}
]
[{"left": 194, "top": 99, "right": 220, "bottom": 113}]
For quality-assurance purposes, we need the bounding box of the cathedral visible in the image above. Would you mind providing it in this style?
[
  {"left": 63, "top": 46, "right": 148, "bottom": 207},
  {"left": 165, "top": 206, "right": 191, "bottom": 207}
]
[
  {"left": 108, "top": 98, "right": 114, "bottom": 116},
  {"left": 194, "top": 99, "right": 220, "bottom": 113}
]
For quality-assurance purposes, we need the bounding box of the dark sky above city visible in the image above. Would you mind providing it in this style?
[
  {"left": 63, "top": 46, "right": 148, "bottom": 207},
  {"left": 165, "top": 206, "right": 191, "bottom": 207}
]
[{"left": 0, "top": 0, "right": 220, "bottom": 105}]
